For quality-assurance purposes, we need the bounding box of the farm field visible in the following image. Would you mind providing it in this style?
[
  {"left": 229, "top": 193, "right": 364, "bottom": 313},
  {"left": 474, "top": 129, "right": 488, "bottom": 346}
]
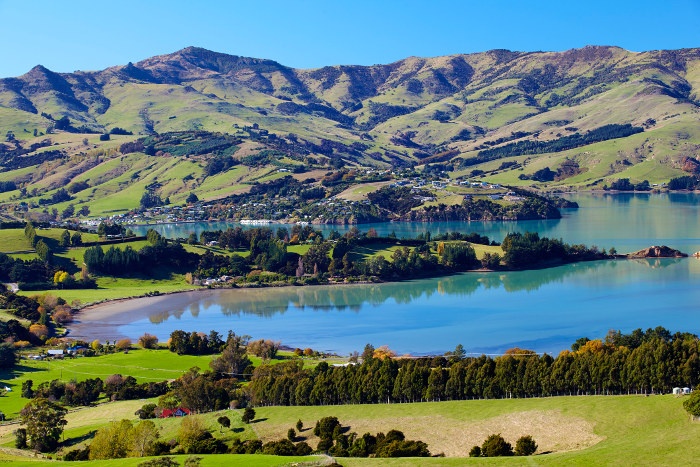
[{"left": 1, "top": 388, "right": 697, "bottom": 464}]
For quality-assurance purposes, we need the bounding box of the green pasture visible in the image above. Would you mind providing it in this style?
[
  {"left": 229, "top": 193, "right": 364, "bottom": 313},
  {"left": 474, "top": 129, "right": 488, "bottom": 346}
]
[
  {"left": 17, "top": 275, "right": 196, "bottom": 304},
  {"left": 347, "top": 242, "right": 407, "bottom": 262},
  {"left": 2, "top": 392, "right": 698, "bottom": 465}
]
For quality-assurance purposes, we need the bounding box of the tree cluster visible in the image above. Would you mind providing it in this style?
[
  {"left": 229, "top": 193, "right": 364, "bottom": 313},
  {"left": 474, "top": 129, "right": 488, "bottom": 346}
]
[
  {"left": 501, "top": 231, "right": 603, "bottom": 269},
  {"left": 246, "top": 327, "right": 700, "bottom": 407},
  {"left": 471, "top": 124, "right": 643, "bottom": 164},
  {"left": 470, "top": 433, "right": 537, "bottom": 457}
]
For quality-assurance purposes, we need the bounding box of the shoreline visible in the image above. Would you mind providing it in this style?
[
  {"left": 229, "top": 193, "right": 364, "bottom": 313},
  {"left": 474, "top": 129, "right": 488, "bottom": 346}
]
[{"left": 66, "top": 251, "right": 688, "bottom": 342}]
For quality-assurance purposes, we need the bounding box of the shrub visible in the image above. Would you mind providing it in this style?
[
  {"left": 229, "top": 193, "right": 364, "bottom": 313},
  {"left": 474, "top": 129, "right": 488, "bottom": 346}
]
[
  {"left": 14, "top": 428, "right": 27, "bottom": 449},
  {"left": 115, "top": 338, "right": 132, "bottom": 351},
  {"left": 138, "top": 457, "right": 179, "bottom": 467},
  {"left": 481, "top": 433, "right": 513, "bottom": 457},
  {"left": 683, "top": 390, "right": 700, "bottom": 417},
  {"left": 295, "top": 441, "right": 313, "bottom": 455},
  {"left": 138, "top": 333, "right": 159, "bottom": 349},
  {"left": 242, "top": 407, "right": 256, "bottom": 424},
  {"left": 52, "top": 308, "right": 73, "bottom": 325},
  {"left": 63, "top": 446, "right": 90, "bottom": 461},
  {"left": 515, "top": 435, "right": 537, "bottom": 456},
  {"left": 469, "top": 445, "right": 481, "bottom": 457}
]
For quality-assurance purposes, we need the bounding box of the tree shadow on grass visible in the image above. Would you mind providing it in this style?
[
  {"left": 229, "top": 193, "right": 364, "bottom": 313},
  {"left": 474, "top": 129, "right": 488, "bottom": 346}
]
[
  {"left": 62, "top": 430, "right": 96, "bottom": 448},
  {"left": 0, "top": 363, "right": 46, "bottom": 382}
]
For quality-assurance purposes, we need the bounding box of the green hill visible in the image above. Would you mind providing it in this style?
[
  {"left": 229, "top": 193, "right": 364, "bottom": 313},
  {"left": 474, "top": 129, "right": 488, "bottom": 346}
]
[{"left": 1, "top": 46, "right": 699, "bottom": 220}]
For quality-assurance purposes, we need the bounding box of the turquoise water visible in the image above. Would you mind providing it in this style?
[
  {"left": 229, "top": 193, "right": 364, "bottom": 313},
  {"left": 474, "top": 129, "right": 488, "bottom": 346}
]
[
  {"left": 105, "top": 193, "right": 700, "bottom": 355},
  {"left": 132, "top": 192, "right": 700, "bottom": 252}
]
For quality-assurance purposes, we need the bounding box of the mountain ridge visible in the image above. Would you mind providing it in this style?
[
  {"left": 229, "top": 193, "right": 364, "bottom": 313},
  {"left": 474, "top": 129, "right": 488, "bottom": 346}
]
[{"left": 1, "top": 45, "right": 699, "bottom": 190}]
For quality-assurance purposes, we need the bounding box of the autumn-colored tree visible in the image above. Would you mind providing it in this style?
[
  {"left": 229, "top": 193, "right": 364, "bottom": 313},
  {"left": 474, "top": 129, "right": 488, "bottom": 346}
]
[
  {"left": 436, "top": 241, "right": 445, "bottom": 256},
  {"left": 129, "top": 420, "right": 160, "bottom": 457},
  {"left": 138, "top": 333, "right": 159, "bottom": 349},
  {"left": 28, "top": 324, "right": 49, "bottom": 341},
  {"left": 52, "top": 307, "right": 73, "bottom": 325},
  {"left": 115, "top": 338, "right": 132, "bottom": 351},
  {"left": 373, "top": 345, "right": 397, "bottom": 360}
]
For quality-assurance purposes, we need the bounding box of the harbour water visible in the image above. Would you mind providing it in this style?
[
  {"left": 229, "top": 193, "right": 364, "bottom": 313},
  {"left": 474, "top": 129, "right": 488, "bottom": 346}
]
[{"left": 87, "top": 192, "right": 700, "bottom": 355}]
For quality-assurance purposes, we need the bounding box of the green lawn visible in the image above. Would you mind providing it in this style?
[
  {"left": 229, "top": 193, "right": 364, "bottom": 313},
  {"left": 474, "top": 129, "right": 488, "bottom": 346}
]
[{"left": 17, "top": 275, "right": 198, "bottom": 305}]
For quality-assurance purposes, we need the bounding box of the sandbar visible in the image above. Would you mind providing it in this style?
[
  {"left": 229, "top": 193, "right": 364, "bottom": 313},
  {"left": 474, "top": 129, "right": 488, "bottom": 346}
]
[{"left": 68, "top": 288, "right": 219, "bottom": 341}]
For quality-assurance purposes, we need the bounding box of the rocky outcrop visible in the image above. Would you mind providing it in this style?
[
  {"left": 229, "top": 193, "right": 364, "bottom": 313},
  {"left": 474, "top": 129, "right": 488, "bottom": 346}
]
[{"left": 627, "top": 245, "right": 687, "bottom": 258}]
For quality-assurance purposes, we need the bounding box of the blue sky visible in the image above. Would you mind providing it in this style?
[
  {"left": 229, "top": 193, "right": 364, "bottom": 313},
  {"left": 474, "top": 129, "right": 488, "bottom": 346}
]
[{"left": 0, "top": 0, "right": 698, "bottom": 77}]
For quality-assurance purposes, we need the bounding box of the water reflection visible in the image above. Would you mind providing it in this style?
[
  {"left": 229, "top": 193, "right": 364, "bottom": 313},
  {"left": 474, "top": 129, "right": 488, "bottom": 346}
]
[
  {"left": 130, "top": 193, "right": 700, "bottom": 255},
  {"left": 143, "top": 259, "right": 687, "bottom": 323}
]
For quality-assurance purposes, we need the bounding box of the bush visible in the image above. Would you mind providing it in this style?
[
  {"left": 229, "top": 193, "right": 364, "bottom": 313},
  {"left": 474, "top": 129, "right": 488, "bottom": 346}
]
[
  {"left": 63, "top": 446, "right": 90, "bottom": 460},
  {"left": 515, "top": 435, "right": 537, "bottom": 456},
  {"left": 115, "top": 338, "right": 132, "bottom": 351},
  {"left": 242, "top": 407, "right": 256, "bottom": 424},
  {"left": 138, "top": 333, "right": 159, "bottom": 349},
  {"left": 138, "top": 457, "right": 179, "bottom": 467},
  {"left": 481, "top": 433, "right": 513, "bottom": 457},
  {"left": 14, "top": 428, "right": 27, "bottom": 449},
  {"left": 683, "top": 390, "right": 700, "bottom": 417},
  {"left": 469, "top": 445, "right": 481, "bottom": 457}
]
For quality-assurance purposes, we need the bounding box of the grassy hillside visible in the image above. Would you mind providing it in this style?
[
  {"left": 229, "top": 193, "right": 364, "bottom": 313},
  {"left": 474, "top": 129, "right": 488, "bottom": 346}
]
[
  {"left": 0, "top": 391, "right": 697, "bottom": 464},
  {"left": 1, "top": 46, "right": 700, "bottom": 223}
]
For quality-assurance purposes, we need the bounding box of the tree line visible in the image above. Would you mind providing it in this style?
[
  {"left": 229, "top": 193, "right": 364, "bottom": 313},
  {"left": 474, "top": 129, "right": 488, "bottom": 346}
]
[
  {"left": 190, "top": 226, "right": 605, "bottom": 284},
  {"left": 465, "top": 123, "right": 644, "bottom": 166},
  {"left": 245, "top": 327, "right": 700, "bottom": 407}
]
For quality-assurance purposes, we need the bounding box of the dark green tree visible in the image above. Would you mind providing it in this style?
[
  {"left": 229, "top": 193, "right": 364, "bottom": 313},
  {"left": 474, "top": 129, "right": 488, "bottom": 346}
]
[
  {"left": 242, "top": 407, "right": 256, "bottom": 424},
  {"left": 481, "top": 433, "right": 513, "bottom": 457},
  {"left": 217, "top": 416, "right": 230, "bottom": 432},
  {"left": 59, "top": 230, "right": 71, "bottom": 247},
  {"left": 19, "top": 398, "right": 67, "bottom": 452},
  {"left": 515, "top": 435, "right": 537, "bottom": 456},
  {"left": 683, "top": 390, "right": 700, "bottom": 417}
]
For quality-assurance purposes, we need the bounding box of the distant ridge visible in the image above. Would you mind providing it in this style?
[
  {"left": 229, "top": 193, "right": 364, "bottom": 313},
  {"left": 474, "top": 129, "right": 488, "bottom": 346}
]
[{"left": 1, "top": 45, "right": 699, "bottom": 185}]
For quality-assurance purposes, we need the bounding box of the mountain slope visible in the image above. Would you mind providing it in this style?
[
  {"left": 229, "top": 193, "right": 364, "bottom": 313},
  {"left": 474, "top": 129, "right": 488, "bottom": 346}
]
[{"left": 1, "top": 45, "right": 699, "bottom": 190}]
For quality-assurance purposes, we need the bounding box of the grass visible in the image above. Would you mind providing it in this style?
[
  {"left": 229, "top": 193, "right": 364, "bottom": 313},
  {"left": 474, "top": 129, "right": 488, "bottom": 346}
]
[
  {"left": 248, "top": 394, "right": 700, "bottom": 464},
  {"left": 347, "top": 242, "right": 406, "bottom": 262},
  {"left": 0, "top": 349, "right": 217, "bottom": 418},
  {"left": 2, "top": 393, "right": 697, "bottom": 465},
  {"left": 0, "top": 228, "right": 100, "bottom": 254},
  {"left": 17, "top": 275, "right": 197, "bottom": 305}
]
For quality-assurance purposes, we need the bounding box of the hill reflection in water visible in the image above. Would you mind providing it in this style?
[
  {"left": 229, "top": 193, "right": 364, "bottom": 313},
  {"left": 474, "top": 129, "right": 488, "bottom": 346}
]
[{"left": 131, "top": 258, "right": 698, "bottom": 356}]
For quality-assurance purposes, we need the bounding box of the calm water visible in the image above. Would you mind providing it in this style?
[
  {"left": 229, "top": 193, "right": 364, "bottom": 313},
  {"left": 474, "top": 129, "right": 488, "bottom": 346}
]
[
  {"left": 133, "top": 192, "right": 700, "bottom": 252},
  {"left": 111, "top": 193, "right": 700, "bottom": 355}
]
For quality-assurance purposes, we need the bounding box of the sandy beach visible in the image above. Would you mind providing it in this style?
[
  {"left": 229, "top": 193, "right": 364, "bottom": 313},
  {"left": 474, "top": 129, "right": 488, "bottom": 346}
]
[{"left": 67, "top": 288, "right": 220, "bottom": 341}]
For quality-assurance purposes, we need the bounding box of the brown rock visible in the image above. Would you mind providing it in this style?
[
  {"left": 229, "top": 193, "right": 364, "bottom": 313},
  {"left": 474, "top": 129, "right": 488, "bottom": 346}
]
[{"left": 626, "top": 245, "right": 687, "bottom": 258}]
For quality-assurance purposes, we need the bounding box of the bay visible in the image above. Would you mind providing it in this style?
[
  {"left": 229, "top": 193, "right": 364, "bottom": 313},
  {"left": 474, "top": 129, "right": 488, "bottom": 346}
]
[{"left": 82, "top": 193, "right": 700, "bottom": 356}]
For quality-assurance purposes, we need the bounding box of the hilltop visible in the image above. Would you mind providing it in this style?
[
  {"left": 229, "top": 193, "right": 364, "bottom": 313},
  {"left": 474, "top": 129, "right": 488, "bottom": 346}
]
[{"left": 0, "top": 46, "right": 699, "bottom": 221}]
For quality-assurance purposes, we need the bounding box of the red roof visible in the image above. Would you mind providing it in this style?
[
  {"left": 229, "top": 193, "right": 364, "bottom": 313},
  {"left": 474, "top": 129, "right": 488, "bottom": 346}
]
[{"left": 160, "top": 407, "right": 191, "bottom": 418}]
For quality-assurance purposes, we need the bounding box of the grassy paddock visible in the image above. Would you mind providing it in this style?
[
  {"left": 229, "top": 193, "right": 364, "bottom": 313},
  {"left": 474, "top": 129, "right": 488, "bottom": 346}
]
[
  {"left": 0, "top": 349, "right": 216, "bottom": 418},
  {"left": 1, "top": 394, "right": 694, "bottom": 465},
  {"left": 17, "top": 275, "right": 197, "bottom": 304},
  {"left": 251, "top": 394, "right": 699, "bottom": 464}
]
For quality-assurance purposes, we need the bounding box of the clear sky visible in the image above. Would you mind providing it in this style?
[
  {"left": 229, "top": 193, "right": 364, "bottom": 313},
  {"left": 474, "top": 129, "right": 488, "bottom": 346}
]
[{"left": 0, "top": 0, "right": 698, "bottom": 77}]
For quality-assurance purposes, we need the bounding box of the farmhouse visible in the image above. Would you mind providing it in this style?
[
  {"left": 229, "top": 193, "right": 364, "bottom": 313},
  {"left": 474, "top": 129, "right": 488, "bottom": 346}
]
[{"left": 160, "top": 407, "right": 191, "bottom": 418}]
